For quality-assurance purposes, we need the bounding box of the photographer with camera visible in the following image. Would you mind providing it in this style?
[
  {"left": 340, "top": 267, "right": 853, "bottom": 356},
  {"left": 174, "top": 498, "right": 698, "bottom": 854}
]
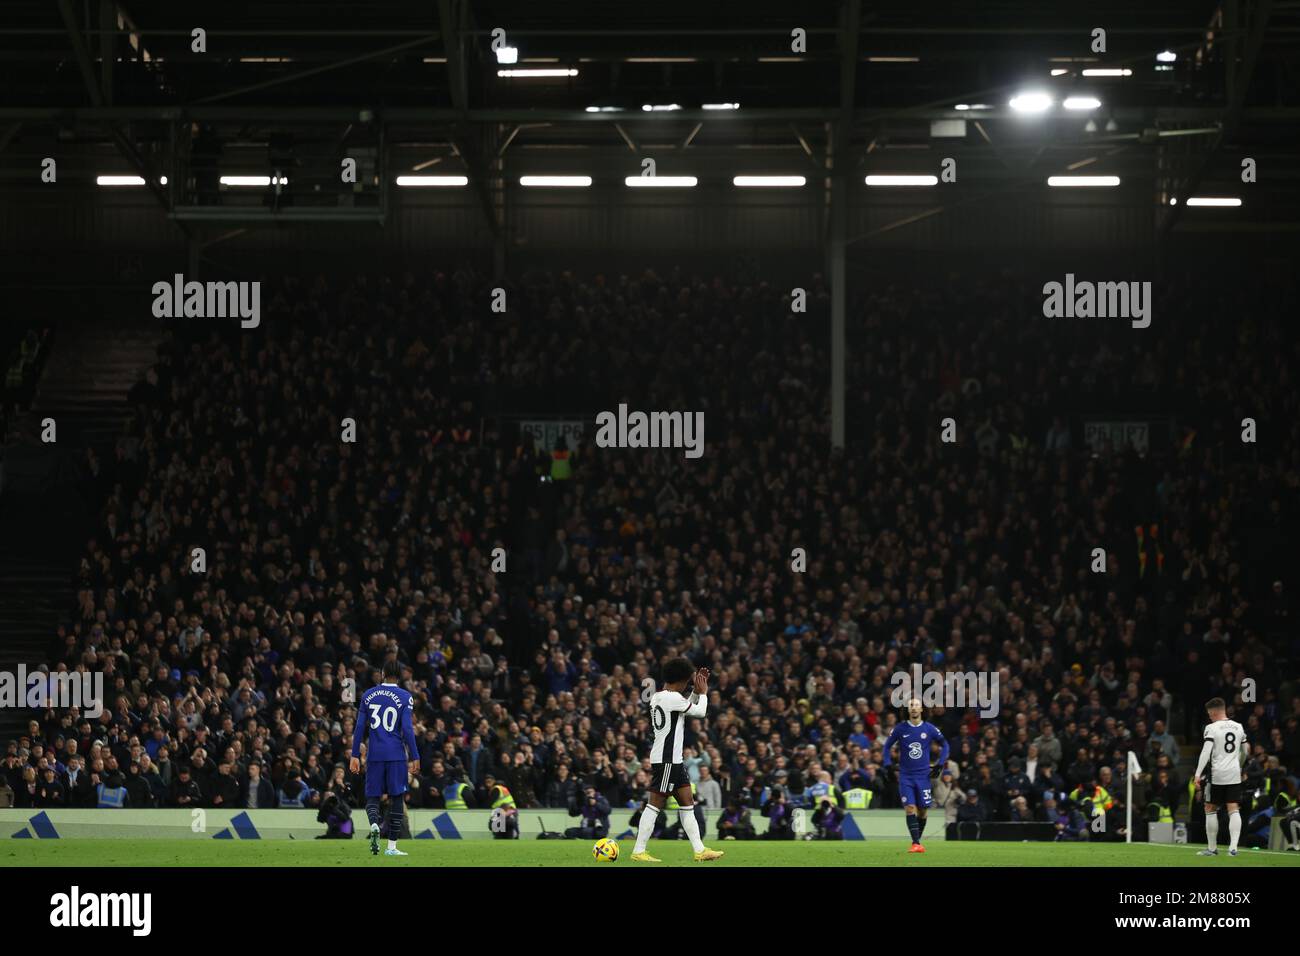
[
  {"left": 761, "top": 785, "right": 795, "bottom": 839},
  {"left": 565, "top": 784, "right": 610, "bottom": 840},
  {"left": 812, "top": 796, "right": 846, "bottom": 840},
  {"left": 316, "top": 778, "right": 355, "bottom": 839},
  {"left": 717, "top": 797, "right": 756, "bottom": 840}
]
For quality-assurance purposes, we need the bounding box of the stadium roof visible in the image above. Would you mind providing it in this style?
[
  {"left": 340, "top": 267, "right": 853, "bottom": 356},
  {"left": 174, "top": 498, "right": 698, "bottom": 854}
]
[{"left": 0, "top": 0, "right": 1296, "bottom": 230}]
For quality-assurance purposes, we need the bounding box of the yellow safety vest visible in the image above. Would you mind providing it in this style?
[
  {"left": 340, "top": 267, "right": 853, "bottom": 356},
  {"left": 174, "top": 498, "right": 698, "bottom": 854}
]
[
  {"left": 444, "top": 782, "right": 469, "bottom": 809},
  {"left": 844, "top": 788, "right": 872, "bottom": 809},
  {"left": 1072, "top": 785, "right": 1113, "bottom": 810},
  {"left": 807, "top": 781, "right": 838, "bottom": 806},
  {"left": 1147, "top": 800, "right": 1173, "bottom": 823},
  {"left": 490, "top": 785, "right": 516, "bottom": 809}
]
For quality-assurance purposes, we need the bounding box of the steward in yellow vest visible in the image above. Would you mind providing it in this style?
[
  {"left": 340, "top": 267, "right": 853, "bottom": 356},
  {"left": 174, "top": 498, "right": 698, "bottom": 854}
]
[
  {"left": 485, "top": 775, "right": 517, "bottom": 809},
  {"left": 844, "top": 787, "right": 873, "bottom": 809}
]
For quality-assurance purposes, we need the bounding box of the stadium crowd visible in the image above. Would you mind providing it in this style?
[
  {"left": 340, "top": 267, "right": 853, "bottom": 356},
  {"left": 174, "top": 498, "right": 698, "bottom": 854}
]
[{"left": 3, "top": 265, "right": 1298, "bottom": 844}]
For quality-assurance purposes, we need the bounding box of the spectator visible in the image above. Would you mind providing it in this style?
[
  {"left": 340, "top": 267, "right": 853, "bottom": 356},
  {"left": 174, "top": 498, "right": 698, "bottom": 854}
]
[
  {"left": 168, "top": 765, "right": 202, "bottom": 809},
  {"left": 696, "top": 766, "right": 722, "bottom": 809},
  {"left": 240, "top": 762, "right": 277, "bottom": 809},
  {"left": 957, "top": 789, "right": 988, "bottom": 824}
]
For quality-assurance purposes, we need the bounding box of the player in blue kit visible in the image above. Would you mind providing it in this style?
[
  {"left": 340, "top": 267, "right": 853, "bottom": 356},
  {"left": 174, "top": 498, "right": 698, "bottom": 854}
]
[
  {"left": 349, "top": 659, "right": 421, "bottom": 857},
  {"left": 881, "top": 698, "right": 949, "bottom": 853}
]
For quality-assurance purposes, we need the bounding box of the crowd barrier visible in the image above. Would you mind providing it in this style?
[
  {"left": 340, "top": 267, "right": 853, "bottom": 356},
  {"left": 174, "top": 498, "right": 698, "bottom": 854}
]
[{"left": 1, "top": 807, "right": 917, "bottom": 841}]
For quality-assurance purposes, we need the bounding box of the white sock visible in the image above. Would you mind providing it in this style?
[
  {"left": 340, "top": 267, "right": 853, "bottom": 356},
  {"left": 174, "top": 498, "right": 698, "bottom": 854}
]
[
  {"left": 1288, "top": 819, "right": 1300, "bottom": 850},
  {"left": 1228, "top": 811, "right": 1241, "bottom": 851},
  {"left": 1205, "top": 812, "right": 1219, "bottom": 851},
  {"left": 678, "top": 805, "right": 704, "bottom": 853},
  {"left": 388, "top": 839, "right": 397, "bottom": 851},
  {"left": 634, "top": 805, "right": 659, "bottom": 853}
]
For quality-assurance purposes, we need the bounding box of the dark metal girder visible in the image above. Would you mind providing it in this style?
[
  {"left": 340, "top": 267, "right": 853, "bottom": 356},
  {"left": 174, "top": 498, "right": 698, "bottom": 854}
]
[
  {"left": 6, "top": 105, "right": 1299, "bottom": 125},
  {"left": 439, "top": 0, "right": 501, "bottom": 242},
  {"left": 190, "top": 35, "right": 440, "bottom": 105},
  {"left": 57, "top": 0, "right": 175, "bottom": 222},
  {"left": 1162, "top": 0, "right": 1275, "bottom": 235}
]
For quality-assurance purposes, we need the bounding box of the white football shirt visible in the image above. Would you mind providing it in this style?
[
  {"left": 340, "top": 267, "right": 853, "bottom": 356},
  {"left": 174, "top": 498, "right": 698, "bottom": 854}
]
[
  {"left": 1196, "top": 718, "right": 1246, "bottom": 784},
  {"left": 648, "top": 689, "right": 707, "bottom": 764}
]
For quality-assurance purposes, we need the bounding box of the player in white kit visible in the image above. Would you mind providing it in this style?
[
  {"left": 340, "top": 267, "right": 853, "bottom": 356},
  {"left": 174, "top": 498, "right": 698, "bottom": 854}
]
[
  {"left": 631, "top": 658, "right": 724, "bottom": 862},
  {"left": 1193, "top": 697, "right": 1247, "bottom": 857}
]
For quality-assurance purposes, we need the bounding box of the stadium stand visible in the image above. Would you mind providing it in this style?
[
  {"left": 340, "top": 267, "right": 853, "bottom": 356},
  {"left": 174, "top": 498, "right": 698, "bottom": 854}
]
[{"left": 2, "top": 267, "right": 1297, "bottom": 843}]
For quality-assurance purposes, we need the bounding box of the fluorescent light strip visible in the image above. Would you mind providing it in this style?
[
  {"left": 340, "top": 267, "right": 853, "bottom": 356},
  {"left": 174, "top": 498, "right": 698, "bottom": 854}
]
[
  {"left": 626, "top": 57, "right": 696, "bottom": 63},
  {"left": 1063, "top": 96, "right": 1101, "bottom": 110},
  {"left": 1157, "top": 50, "right": 1177, "bottom": 63},
  {"left": 1081, "top": 68, "right": 1132, "bottom": 77},
  {"left": 97, "top": 175, "right": 143, "bottom": 186},
  {"left": 702, "top": 102, "right": 740, "bottom": 110},
  {"left": 395, "top": 175, "right": 468, "bottom": 187},
  {"left": 954, "top": 103, "right": 993, "bottom": 111},
  {"left": 220, "top": 175, "right": 287, "bottom": 186},
  {"left": 1009, "top": 92, "right": 1053, "bottom": 113},
  {"left": 1047, "top": 175, "right": 1120, "bottom": 187},
  {"left": 624, "top": 176, "right": 697, "bottom": 188},
  {"left": 1185, "top": 197, "right": 1241, "bottom": 207},
  {"left": 641, "top": 103, "right": 681, "bottom": 112},
  {"left": 1051, "top": 69, "right": 1071, "bottom": 76},
  {"left": 498, "top": 68, "right": 577, "bottom": 78},
  {"left": 865, "top": 175, "right": 938, "bottom": 186},
  {"left": 519, "top": 175, "right": 592, "bottom": 187},
  {"left": 868, "top": 56, "right": 919, "bottom": 63},
  {"left": 733, "top": 175, "right": 806, "bottom": 188},
  {"left": 495, "top": 47, "right": 518, "bottom": 65}
]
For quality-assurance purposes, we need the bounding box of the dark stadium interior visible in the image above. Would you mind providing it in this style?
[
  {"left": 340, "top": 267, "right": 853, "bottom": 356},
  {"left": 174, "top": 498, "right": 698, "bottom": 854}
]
[{"left": 1, "top": 0, "right": 1298, "bottom": 857}]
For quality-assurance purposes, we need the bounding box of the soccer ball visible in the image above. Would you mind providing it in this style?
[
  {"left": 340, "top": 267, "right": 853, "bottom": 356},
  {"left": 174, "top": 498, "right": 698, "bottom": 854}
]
[{"left": 592, "top": 838, "right": 619, "bottom": 862}]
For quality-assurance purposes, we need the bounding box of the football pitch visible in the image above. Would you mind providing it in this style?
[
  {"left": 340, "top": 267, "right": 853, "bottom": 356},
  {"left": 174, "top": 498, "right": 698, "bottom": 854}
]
[{"left": 7, "top": 839, "right": 1300, "bottom": 868}]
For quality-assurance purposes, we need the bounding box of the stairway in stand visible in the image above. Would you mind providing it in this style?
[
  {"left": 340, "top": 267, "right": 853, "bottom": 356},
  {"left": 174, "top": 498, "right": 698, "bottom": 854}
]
[{"left": 0, "top": 315, "right": 163, "bottom": 744}]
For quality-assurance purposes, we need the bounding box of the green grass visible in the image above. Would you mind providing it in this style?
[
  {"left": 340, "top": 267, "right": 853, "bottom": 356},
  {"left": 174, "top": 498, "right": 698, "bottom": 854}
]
[{"left": 6, "top": 838, "right": 1299, "bottom": 867}]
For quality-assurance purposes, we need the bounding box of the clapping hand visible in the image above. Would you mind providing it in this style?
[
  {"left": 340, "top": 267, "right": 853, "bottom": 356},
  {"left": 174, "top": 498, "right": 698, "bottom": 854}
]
[{"left": 693, "top": 668, "right": 710, "bottom": 695}]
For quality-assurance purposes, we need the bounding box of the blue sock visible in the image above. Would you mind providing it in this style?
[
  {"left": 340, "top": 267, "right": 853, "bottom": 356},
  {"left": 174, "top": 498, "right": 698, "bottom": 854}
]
[
  {"left": 366, "top": 799, "right": 381, "bottom": 828},
  {"left": 917, "top": 815, "right": 928, "bottom": 839},
  {"left": 906, "top": 815, "right": 921, "bottom": 842},
  {"left": 388, "top": 806, "right": 404, "bottom": 842}
]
